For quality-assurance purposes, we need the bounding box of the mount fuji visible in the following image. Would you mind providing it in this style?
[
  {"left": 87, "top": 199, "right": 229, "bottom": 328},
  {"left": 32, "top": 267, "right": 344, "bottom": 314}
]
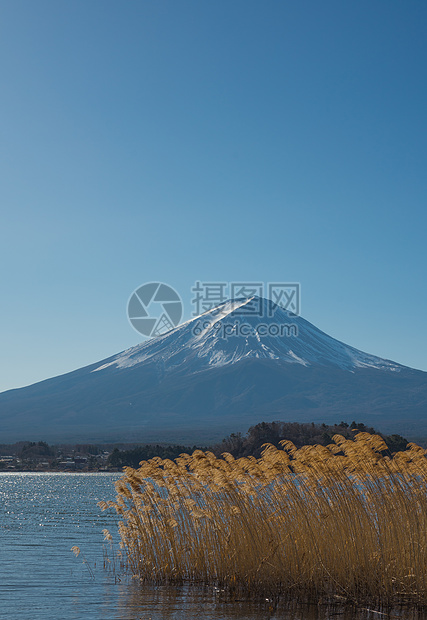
[{"left": 0, "top": 297, "right": 426, "bottom": 443}]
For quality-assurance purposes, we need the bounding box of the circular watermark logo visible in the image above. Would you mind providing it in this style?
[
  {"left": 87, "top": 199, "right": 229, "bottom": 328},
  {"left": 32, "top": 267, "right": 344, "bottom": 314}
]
[{"left": 127, "top": 282, "right": 183, "bottom": 337}]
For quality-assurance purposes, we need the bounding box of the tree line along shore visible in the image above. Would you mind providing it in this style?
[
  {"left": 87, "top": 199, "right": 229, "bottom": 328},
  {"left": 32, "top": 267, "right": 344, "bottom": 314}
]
[{"left": 0, "top": 421, "right": 410, "bottom": 472}]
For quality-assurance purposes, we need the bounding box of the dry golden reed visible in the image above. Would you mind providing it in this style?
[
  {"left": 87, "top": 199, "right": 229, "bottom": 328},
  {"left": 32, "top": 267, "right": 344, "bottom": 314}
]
[{"left": 100, "top": 433, "right": 427, "bottom": 606}]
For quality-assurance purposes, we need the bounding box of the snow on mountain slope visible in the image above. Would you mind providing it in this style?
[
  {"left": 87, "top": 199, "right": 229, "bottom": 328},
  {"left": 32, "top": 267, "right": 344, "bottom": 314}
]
[
  {"left": 92, "top": 297, "right": 403, "bottom": 375},
  {"left": 0, "top": 295, "right": 424, "bottom": 444}
]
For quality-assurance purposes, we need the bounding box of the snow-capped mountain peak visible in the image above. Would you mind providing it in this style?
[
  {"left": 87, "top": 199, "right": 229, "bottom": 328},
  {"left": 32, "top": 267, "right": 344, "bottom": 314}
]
[
  {"left": 1, "top": 297, "right": 425, "bottom": 444},
  {"left": 92, "top": 296, "right": 403, "bottom": 374}
]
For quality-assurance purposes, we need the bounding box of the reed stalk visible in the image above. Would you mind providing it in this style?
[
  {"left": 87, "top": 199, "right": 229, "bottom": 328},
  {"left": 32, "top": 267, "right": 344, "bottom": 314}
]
[{"left": 100, "top": 433, "right": 427, "bottom": 606}]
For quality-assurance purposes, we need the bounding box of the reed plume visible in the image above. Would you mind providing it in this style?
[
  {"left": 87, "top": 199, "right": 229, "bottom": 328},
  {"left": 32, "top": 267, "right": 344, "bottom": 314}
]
[{"left": 100, "top": 433, "right": 427, "bottom": 606}]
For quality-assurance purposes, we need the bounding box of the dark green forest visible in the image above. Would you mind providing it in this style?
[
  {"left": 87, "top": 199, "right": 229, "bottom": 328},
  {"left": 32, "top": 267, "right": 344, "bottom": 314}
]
[{"left": 106, "top": 421, "right": 408, "bottom": 468}]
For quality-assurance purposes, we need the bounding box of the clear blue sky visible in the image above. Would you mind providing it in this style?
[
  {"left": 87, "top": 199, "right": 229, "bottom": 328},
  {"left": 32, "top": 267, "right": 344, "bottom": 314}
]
[{"left": 1, "top": 0, "right": 426, "bottom": 392}]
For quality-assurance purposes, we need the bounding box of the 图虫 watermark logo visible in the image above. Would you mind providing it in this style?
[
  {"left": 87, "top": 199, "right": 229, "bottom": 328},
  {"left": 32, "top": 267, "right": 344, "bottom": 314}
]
[{"left": 127, "top": 281, "right": 300, "bottom": 338}]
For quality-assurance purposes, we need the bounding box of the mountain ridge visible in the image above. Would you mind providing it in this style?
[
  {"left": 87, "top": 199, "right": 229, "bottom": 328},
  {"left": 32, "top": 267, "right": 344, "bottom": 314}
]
[
  {"left": 0, "top": 296, "right": 425, "bottom": 443},
  {"left": 91, "top": 296, "right": 406, "bottom": 375}
]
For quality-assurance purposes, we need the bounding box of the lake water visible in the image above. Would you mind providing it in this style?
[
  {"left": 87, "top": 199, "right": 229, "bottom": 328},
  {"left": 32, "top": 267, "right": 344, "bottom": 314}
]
[{"left": 0, "top": 472, "right": 420, "bottom": 620}]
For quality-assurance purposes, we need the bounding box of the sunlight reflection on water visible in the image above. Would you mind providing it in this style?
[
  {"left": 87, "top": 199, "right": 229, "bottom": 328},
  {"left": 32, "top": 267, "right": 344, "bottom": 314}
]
[{"left": 0, "top": 473, "right": 420, "bottom": 620}]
